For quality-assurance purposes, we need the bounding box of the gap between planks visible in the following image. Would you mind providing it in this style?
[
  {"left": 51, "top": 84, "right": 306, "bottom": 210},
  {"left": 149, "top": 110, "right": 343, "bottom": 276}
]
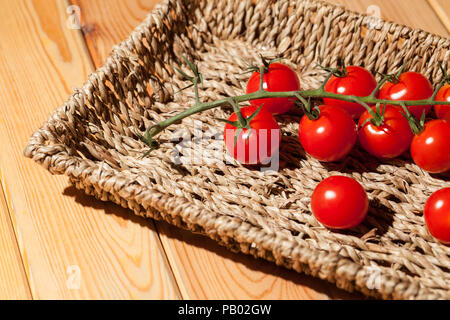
[
  {"left": 0, "top": 170, "right": 33, "bottom": 299},
  {"left": 427, "top": 0, "right": 450, "bottom": 33}
]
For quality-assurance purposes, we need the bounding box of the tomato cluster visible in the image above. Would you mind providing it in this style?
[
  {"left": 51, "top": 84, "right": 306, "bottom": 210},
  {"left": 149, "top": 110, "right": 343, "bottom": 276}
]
[
  {"left": 318, "top": 67, "right": 450, "bottom": 174},
  {"left": 223, "top": 61, "right": 449, "bottom": 242}
]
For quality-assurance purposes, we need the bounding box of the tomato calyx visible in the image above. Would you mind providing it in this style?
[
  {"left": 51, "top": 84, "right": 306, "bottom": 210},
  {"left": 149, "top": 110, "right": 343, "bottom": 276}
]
[
  {"left": 243, "top": 54, "right": 283, "bottom": 75},
  {"left": 431, "top": 63, "right": 450, "bottom": 101},
  {"left": 217, "top": 98, "right": 264, "bottom": 146},
  {"left": 439, "top": 62, "right": 450, "bottom": 85},
  {"left": 358, "top": 103, "right": 386, "bottom": 128},
  {"left": 318, "top": 57, "right": 348, "bottom": 78},
  {"left": 174, "top": 55, "right": 204, "bottom": 104},
  {"left": 293, "top": 93, "right": 320, "bottom": 120},
  {"left": 380, "top": 64, "right": 406, "bottom": 85},
  {"left": 259, "top": 55, "right": 283, "bottom": 73},
  {"left": 400, "top": 103, "right": 426, "bottom": 135},
  {"left": 174, "top": 55, "right": 203, "bottom": 86},
  {"left": 137, "top": 125, "right": 161, "bottom": 157}
]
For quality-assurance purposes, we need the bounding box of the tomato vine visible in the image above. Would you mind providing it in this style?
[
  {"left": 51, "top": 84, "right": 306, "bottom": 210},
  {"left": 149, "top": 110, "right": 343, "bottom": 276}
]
[{"left": 138, "top": 56, "right": 450, "bottom": 155}]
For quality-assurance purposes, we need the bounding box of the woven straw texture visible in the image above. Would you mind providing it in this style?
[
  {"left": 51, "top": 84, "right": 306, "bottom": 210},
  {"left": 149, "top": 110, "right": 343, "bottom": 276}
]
[{"left": 25, "top": 0, "right": 450, "bottom": 299}]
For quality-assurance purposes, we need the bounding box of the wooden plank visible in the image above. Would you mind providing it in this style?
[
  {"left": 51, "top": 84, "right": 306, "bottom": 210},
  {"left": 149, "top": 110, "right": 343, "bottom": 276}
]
[
  {"left": 328, "top": 0, "right": 449, "bottom": 37},
  {"left": 72, "top": 0, "right": 157, "bottom": 66},
  {"left": 0, "top": 0, "right": 180, "bottom": 299},
  {"left": 427, "top": 0, "right": 450, "bottom": 33},
  {"left": 0, "top": 174, "right": 32, "bottom": 299},
  {"left": 73, "top": 0, "right": 361, "bottom": 299}
]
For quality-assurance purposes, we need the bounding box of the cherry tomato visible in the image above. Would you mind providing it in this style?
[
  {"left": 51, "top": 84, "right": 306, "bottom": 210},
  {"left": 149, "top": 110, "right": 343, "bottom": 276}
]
[
  {"left": 246, "top": 63, "right": 301, "bottom": 115},
  {"left": 378, "top": 72, "right": 433, "bottom": 119},
  {"left": 299, "top": 105, "right": 357, "bottom": 162},
  {"left": 323, "top": 66, "right": 377, "bottom": 119},
  {"left": 411, "top": 119, "right": 450, "bottom": 173},
  {"left": 224, "top": 105, "right": 281, "bottom": 165},
  {"left": 358, "top": 105, "right": 413, "bottom": 159},
  {"left": 311, "top": 176, "right": 369, "bottom": 229},
  {"left": 424, "top": 188, "right": 450, "bottom": 244},
  {"left": 434, "top": 84, "right": 450, "bottom": 121}
]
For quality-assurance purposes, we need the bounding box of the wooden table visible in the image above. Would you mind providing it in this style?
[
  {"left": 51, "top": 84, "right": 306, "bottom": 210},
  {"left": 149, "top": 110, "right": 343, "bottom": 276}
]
[{"left": 0, "top": 0, "right": 448, "bottom": 300}]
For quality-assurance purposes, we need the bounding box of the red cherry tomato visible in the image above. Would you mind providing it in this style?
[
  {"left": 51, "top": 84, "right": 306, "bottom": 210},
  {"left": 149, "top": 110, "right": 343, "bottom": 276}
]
[
  {"left": 434, "top": 84, "right": 450, "bottom": 121},
  {"left": 224, "top": 105, "right": 281, "bottom": 165},
  {"left": 311, "top": 176, "right": 369, "bottom": 229},
  {"left": 246, "top": 63, "right": 301, "bottom": 115},
  {"left": 424, "top": 188, "right": 450, "bottom": 244},
  {"left": 299, "top": 105, "right": 357, "bottom": 162},
  {"left": 378, "top": 72, "right": 433, "bottom": 119},
  {"left": 358, "top": 105, "right": 413, "bottom": 159},
  {"left": 411, "top": 119, "right": 450, "bottom": 173},
  {"left": 323, "top": 66, "right": 377, "bottom": 119}
]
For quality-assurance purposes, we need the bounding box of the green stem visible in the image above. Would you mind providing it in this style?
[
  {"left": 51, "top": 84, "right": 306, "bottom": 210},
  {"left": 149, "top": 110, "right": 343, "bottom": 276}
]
[
  {"left": 228, "top": 98, "right": 246, "bottom": 126},
  {"left": 431, "top": 76, "right": 447, "bottom": 101},
  {"left": 259, "top": 66, "right": 265, "bottom": 92},
  {"left": 193, "top": 77, "right": 200, "bottom": 105},
  {"left": 369, "top": 74, "right": 390, "bottom": 98},
  {"left": 144, "top": 88, "right": 450, "bottom": 140},
  {"left": 320, "top": 72, "right": 333, "bottom": 90}
]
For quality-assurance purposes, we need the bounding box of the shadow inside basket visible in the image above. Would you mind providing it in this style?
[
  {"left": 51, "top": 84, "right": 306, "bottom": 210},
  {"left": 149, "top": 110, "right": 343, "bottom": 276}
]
[{"left": 29, "top": 0, "right": 450, "bottom": 299}]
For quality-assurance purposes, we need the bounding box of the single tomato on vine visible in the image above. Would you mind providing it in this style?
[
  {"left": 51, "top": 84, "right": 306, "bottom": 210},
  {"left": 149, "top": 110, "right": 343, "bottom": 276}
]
[
  {"left": 411, "top": 119, "right": 450, "bottom": 173},
  {"left": 311, "top": 176, "right": 369, "bottom": 229},
  {"left": 378, "top": 72, "right": 433, "bottom": 119},
  {"left": 246, "top": 62, "right": 301, "bottom": 115},
  {"left": 323, "top": 65, "right": 377, "bottom": 119},
  {"left": 424, "top": 188, "right": 450, "bottom": 244},
  {"left": 223, "top": 105, "right": 281, "bottom": 165},
  {"left": 298, "top": 105, "right": 357, "bottom": 162},
  {"left": 358, "top": 105, "right": 413, "bottom": 159},
  {"left": 434, "top": 84, "right": 450, "bottom": 121}
]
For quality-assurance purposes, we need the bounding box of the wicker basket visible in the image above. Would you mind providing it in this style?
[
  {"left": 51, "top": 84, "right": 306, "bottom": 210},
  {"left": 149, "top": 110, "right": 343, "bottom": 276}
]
[{"left": 25, "top": 0, "right": 450, "bottom": 299}]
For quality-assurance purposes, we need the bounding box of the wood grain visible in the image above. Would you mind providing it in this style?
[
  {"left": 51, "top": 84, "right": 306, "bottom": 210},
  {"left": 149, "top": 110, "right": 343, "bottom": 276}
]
[
  {"left": 0, "top": 0, "right": 179, "bottom": 299},
  {"left": 328, "top": 0, "right": 449, "bottom": 37},
  {"left": 0, "top": 175, "right": 31, "bottom": 299},
  {"left": 156, "top": 221, "right": 359, "bottom": 299},
  {"left": 72, "top": 0, "right": 362, "bottom": 300},
  {"left": 427, "top": 0, "right": 450, "bottom": 33}
]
